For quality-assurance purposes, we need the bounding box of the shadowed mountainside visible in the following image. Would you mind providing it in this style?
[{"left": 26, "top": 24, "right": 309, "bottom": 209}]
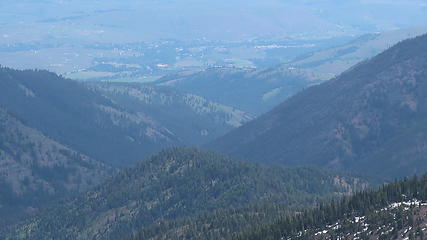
[
  {"left": 0, "top": 108, "right": 112, "bottom": 227},
  {"left": 209, "top": 34, "right": 427, "bottom": 179}
]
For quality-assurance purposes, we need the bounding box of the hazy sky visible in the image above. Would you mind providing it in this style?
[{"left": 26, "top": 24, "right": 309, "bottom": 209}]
[{"left": 0, "top": 0, "right": 426, "bottom": 42}]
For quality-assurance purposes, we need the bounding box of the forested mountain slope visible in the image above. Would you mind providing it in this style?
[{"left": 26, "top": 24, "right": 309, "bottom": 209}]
[
  {"left": 0, "top": 67, "right": 249, "bottom": 166},
  {"left": 0, "top": 67, "right": 164, "bottom": 166},
  {"left": 87, "top": 82, "right": 252, "bottom": 144},
  {"left": 125, "top": 204, "right": 294, "bottom": 240},
  {"left": 209, "top": 34, "right": 427, "bottom": 179},
  {"left": 158, "top": 67, "right": 308, "bottom": 115},
  {"left": 2, "top": 147, "right": 369, "bottom": 240},
  {"left": 0, "top": 108, "right": 112, "bottom": 227},
  {"left": 240, "top": 173, "right": 427, "bottom": 240}
]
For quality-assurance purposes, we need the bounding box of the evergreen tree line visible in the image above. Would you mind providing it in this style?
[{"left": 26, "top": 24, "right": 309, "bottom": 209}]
[
  {"left": 1, "top": 147, "right": 366, "bottom": 240},
  {"left": 238, "top": 173, "right": 427, "bottom": 240},
  {"left": 125, "top": 203, "right": 296, "bottom": 240}
]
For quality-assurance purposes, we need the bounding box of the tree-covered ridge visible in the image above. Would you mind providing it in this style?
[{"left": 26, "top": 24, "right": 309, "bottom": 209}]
[
  {"left": 0, "top": 107, "right": 112, "bottom": 228},
  {"left": 125, "top": 203, "right": 296, "bottom": 240},
  {"left": 0, "top": 66, "right": 248, "bottom": 167},
  {"left": 2, "top": 147, "right": 370, "bottom": 240},
  {"left": 157, "top": 67, "right": 309, "bottom": 115},
  {"left": 86, "top": 81, "right": 253, "bottom": 144},
  {"left": 0, "top": 66, "right": 157, "bottom": 166},
  {"left": 209, "top": 33, "right": 427, "bottom": 179},
  {"left": 239, "top": 173, "right": 427, "bottom": 240}
]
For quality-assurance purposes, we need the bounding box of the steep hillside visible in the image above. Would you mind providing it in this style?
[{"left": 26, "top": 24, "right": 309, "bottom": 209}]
[
  {"left": 158, "top": 67, "right": 308, "bottom": 115},
  {"left": 158, "top": 27, "right": 427, "bottom": 115},
  {"left": 0, "top": 67, "right": 248, "bottom": 166},
  {"left": 240, "top": 173, "right": 427, "bottom": 240},
  {"left": 87, "top": 82, "right": 252, "bottom": 144},
  {"left": 209, "top": 34, "right": 427, "bottom": 179},
  {"left": 0, "top": 108, "right": 111, "bottom": 227},
  {"left": 2, "top": 147, "right": 369, "bottom": 240}
]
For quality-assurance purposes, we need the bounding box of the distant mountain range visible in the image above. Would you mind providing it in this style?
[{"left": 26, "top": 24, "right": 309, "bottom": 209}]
[
  {"left": 278, "top": 26, "right": 427, "bottom": 81},
  {"left": 1, "top": 0, "right": 426, "bottom": 43},
  {"left": 1, "top": 147, "right": 369, "bottom": 240},
  {"left": 209, "top": 33, "right": 427, "bottom": 179},
  {"left": 158, "top": 27, "right": 427, "bottom": 115}
]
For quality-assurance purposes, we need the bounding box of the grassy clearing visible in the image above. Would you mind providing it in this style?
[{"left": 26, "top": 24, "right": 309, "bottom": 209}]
[
  {"left": 65, "top": 71, "right": 116, "bottom": 80},
  {"left": 102, "top": 76, "right": 162, "bottom": 83}
]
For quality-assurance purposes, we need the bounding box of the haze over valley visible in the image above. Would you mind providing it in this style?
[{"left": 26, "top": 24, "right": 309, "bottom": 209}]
[{"left": 1, "top": 1, "right": 427, "bottom": 240}]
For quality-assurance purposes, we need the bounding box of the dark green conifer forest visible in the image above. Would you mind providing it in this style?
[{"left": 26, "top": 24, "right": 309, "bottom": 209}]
[{"left": 239, "top": 174, "right": 427, "bottom": 240}]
